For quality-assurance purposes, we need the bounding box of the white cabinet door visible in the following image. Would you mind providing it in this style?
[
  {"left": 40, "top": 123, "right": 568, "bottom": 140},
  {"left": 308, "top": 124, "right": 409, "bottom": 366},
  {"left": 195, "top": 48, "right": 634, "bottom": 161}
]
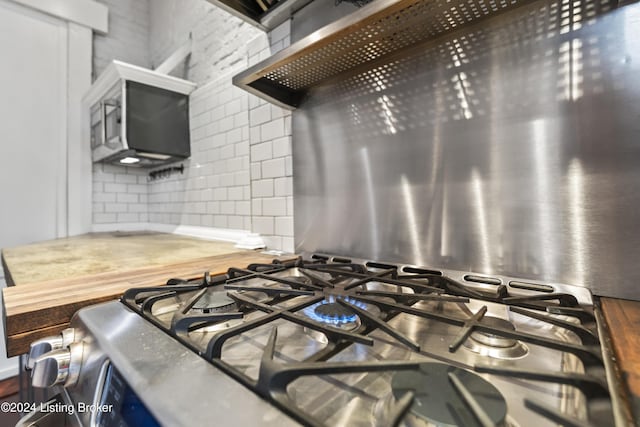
[{"left": 0, "top": 0, "right": 69, "bottom": 378}]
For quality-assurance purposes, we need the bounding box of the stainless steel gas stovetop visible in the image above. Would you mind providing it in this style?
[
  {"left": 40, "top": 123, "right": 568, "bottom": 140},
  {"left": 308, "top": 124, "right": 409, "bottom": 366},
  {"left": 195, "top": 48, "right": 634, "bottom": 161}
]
[{"left": 114, "top": 253, "right": 618, "bottom": 427}]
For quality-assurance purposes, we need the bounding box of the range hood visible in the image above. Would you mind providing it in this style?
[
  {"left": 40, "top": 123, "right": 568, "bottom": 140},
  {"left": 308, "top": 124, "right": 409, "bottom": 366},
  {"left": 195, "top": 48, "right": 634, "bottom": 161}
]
[{"left": 84, "top": 60, "right": 197, "bottom": 168}]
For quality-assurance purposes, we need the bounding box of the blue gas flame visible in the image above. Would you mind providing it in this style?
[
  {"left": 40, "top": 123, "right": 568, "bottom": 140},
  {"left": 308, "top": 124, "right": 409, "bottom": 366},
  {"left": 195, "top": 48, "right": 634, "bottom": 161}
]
[{"left": 303, "top": 296, "right": 368, "bottom": 325}]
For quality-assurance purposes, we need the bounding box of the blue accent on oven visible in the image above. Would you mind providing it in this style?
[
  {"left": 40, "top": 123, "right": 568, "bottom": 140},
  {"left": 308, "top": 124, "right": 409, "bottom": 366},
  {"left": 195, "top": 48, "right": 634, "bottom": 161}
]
[{"left": 97, "top": 364, "right": 161, "bottom": 427}]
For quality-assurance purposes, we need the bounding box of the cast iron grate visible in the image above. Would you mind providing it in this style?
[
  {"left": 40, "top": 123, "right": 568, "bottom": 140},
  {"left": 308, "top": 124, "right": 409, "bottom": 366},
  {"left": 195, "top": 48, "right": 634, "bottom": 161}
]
[{"left": 121, "top": 256, "right": 612, "bottom": 427}]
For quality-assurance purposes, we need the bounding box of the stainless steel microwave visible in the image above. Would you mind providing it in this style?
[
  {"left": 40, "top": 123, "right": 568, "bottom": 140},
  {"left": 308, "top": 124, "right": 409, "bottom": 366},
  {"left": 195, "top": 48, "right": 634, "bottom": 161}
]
[{"left": 84, "top": 61, "right": 197, "bottom": 167}]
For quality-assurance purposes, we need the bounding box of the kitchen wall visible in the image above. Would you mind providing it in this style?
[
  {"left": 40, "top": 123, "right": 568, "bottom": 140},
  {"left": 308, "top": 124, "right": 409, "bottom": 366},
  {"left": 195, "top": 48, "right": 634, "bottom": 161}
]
[
  {"left": 293, "top": 0, "right": 640, "bottom": 299},
  {"left": 90, "top": 0, "right": 294, "bottom": 252},
  {"left": 92, "top": 164, "right": 149, "bottom": 224},
  {"left": 93, "top": 0, "right": 150, "bottom": 78}
]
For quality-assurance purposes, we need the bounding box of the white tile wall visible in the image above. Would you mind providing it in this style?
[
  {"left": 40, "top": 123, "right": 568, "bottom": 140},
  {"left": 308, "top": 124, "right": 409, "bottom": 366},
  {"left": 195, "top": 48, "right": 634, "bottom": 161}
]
[
  {"left": 91, "top": 1, "right": 295, "bottom": 253},
  {"left": 92, "top": 164, "right": 149, "bottom": 224},
  {"left": 92, "top": 0, "right": 152, "bottom": 225},
  {"left": 148, "top": 0, "right": 265, "bottom": 83},
  {"left": 144, "top": 76, "right": 252, "bottom": 231},
  {"left": 248, "top": 20, "right": 294, "bottom": 252},
  {"left": 93, "top": 0, "right": 151, "bottom": 79}
]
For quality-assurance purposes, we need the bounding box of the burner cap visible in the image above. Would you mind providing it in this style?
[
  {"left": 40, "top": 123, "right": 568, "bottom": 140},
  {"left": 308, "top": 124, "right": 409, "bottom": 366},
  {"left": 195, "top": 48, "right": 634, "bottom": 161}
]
[
  {"left": 191, "top": 292, "right": 236, "bottom": 313},
  {"left": 392, "top": 363, "right": 507, "bottom": 427},
  {"left": 313, "top": 302, "right": 357, "bottom": 324},
  {"left": 471, "top": 316, "right": 517, "bottom": 348}
]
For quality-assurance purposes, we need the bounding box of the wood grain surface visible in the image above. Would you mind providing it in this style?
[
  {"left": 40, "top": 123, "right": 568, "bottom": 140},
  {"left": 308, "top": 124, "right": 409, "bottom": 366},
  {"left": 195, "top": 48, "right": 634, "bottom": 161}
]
[
  {"left": 600, "top": 297, "right": 640, "bottom": 397},
  {"left": 1, "top": 231, "right": 242, "bottom": 285},
  {"left": 2, "top": 251, "right": 286, "bottom": 357}
]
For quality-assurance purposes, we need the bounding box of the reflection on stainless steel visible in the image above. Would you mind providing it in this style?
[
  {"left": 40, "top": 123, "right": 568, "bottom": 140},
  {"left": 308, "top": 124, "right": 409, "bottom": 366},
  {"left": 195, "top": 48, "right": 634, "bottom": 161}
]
[
  {"left": 293, "top": 0, "right": 640, "bottom": 299},
  {"left": 67, "top": 302, "right": 299, "bottom": 427},
  {"left": 568, "top": 159, "right": 587, "bottom": 285},
  {"left": 401, "top": 175, "right": 424, "bottom": 266}
]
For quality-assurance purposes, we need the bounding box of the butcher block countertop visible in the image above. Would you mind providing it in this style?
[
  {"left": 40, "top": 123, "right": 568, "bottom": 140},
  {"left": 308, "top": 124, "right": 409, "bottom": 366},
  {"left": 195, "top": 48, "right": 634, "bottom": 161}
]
[
  {"left": 600, "top": 298, "right": 640, "bottom": 422},
  {"left": 1, "top": 231, "right": 243, "bottom": 286},
  {"left": 1, "top": 231, "right": 286, "bottom": 357}
]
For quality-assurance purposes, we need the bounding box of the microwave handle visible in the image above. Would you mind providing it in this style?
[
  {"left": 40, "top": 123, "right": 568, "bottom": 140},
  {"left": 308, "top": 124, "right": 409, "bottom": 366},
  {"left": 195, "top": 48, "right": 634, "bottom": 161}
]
[{"left": 101, "top": 99, "right": 120, "bottom": 148}]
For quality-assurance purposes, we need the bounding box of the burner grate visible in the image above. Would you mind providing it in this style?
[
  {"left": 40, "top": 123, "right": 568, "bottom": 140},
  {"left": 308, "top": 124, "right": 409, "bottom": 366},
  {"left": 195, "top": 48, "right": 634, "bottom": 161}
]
[{"left": 120, "top": 256, "right": 615, "bottom": 427}]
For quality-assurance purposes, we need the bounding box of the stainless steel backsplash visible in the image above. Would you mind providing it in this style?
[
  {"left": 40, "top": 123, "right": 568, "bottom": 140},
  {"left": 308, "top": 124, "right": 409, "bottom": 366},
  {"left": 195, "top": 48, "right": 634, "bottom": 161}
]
[{"left": 292, "top": 0, "right": 640, "bottom": 299}]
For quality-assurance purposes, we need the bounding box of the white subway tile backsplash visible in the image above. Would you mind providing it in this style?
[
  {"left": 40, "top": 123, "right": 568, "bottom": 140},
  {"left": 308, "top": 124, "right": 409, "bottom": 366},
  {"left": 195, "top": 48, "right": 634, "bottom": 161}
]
[
  {"left": 117, "top": 193, "right": 138, "bottom": 203},
  {"left": 250, "top": 125, "right": 261, "bottom": 145},
  {"left": 234, "top": 170, "right": 250, "bottom": 186},
  {"left": 274, "top": 177, "right": 293, "bottom": 197},
  {"left": 275, "top": 216, "right": 294, "bottom": 236},
  {"left": 250, "top": 162, "right": 261, "bottom": 180},
  {"left": 251, "top": 141, "right": 272, "bottom": 162},
  {"left": 219, "top": 116, "right": 234, "bottom": 133},
  {"left": 272, "top": 137, "right": 291, "bottom": 158},
  {"left": 104, "top": 183, "right": 127, "bottom": 193},
  {"left": 252, "top": 199, "right": 262, "bottom": 216},
  {"left": 262, "top": 158, "right": 285, "bottom": 178},
  {"left": 225, "top": 98, "right": 243, "bottom": 116},
  {"left": 228, "top": 216, "right": 244, "bottom": 229},
  {"left": 253, "top": 216, "right": 274, "bottom": 235},
  {"left": 93, "top": 171, "right": 115, "bottom": 183},
  {"left": 191, "top": 126, "right": 207, "bottom": 141},
  {"left": 262, "top": 235, "right": 282, "bottom": 250},
  {"left": 213, "top": 188, "right": 227, "bottom": 200},
  {"left": 118, "top": 213, "right": 139, "bottom": 222},
  {"left": 287, "top": 196, "right": 294, "bottom": 216},
  {"left": 202, "top": 215, "right": 214, "bottom": 227},
  {"left": 228, "top": 186, "right": 244, "bottom": 201},
  {"left": 105, "top": 203, "right": 128, "bottom": 213},
  {"left": 263, "top": 197, "right": 287, "bottom": 216},
  {"left": 214, "top": 215, "right": 227, "bottom": 228},
  {"left": 282, "top": 237, "right": 295, "bottom": 253},
  {"left": 219, "top": 173, "right": 235, "bottom": 187},
  {"left": 253, "top": 179, "right": 274, "bottom": 197},
  {"left": 220, "top": 144, "right": 235, "bottom": 160},
  {"left": 250, "top": 104, "right": 271, "bottom": 126},
  {"left": 207, "top": 175, "right": 221, "bottom": 188},
  {"left": 94, "top": 213, "right": 117, "bottom": 223},
  {"left": 207, "top": 201, "right": 220, "bottom": 214},
  {"left": 226, "top": 128, "right": 242, "bottom": 145},
  {"left": 233, "top": 111, "right": 248, "bottom": 128},
  {"left": 235, "top": 142, "right": 249, "bottom": 157},
  {"left": 128, "top": 203, "right": 147, "bottom": 213},
  {"left": 235, "top": 201, "right": 250, "bottom": 215},
  {"left": 115, "top": 173, "right": 139, "bottom": 184},
  {"left": 226, "top": 157, "right": 243, "bottom": 173},
  {"left": 93, "top": 192, "right": 116, "bottom": 203},
  {"left": 260, "top": 118, "right": 285, "bottom": 141},
  {"left": 285, "top": 155, "right": 293, "bottom": 176},
  {"left": 127, "top": 184, "right": 147, "bottom": 194}
]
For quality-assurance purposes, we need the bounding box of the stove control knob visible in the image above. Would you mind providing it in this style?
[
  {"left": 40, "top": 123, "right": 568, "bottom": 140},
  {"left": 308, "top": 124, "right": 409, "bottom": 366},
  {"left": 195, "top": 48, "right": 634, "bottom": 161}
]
[
  {"left": 31, "top": 342, "right": 83, "bottom": 389},
  {"left": 26, "top": 328, "right": 75, "bottom": 370}
]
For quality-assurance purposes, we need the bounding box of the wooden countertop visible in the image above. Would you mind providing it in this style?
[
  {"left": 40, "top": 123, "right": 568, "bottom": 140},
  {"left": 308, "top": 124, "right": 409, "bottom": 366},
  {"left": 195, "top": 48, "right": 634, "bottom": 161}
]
[
  {"left": 1, "top": 232, "right": 284, "bottom": 356},
  {"left": 1, "top": 231, "right": 243, "bottom": 286},
  {"left": 600, "top": 297, "right": 640, "bottom": 422}
]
